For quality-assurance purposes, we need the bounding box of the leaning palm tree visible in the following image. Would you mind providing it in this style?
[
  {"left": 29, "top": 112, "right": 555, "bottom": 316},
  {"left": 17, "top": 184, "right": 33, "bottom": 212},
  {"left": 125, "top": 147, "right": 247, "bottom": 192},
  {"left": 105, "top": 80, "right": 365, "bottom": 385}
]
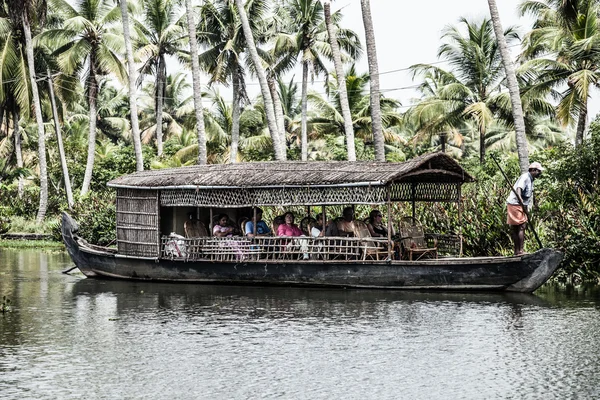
[
  {"left": 520, "top": 0, "right": 600, "bottom": 147},
  {"left": 234, "top": 0, "right": 284, "bottom": 160},
  {"left": 487, "top": 0, "right": 529, "bottom": 173},
  {"left": 118, "top": 0, "right": 144, "bottom": 171},
  {"left": 360, "top": 0, "right": 384, "bottom": 161},
  {"left": 183, "top": 0, "right": 207, "bottom": 164},
  {"left": 7, "top": 0, "right": 49, "bottom": 221},
  {"left": 42, "top": 0, "right": 127, "bottom": 196}
]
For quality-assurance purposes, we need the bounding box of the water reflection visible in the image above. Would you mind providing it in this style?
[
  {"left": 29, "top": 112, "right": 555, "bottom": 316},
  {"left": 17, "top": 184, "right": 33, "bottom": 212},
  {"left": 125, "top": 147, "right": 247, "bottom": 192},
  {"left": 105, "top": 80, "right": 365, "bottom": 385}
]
[{"left": 2, "top": 248, "right": 600, "bottom": 399}]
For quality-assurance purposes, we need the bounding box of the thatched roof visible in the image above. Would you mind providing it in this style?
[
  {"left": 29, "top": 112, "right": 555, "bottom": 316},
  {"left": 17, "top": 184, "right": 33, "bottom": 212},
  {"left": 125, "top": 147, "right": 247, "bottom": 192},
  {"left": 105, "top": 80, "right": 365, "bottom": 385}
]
[{"left": 108, "top": 152, "right": 474, "bottom": 190}]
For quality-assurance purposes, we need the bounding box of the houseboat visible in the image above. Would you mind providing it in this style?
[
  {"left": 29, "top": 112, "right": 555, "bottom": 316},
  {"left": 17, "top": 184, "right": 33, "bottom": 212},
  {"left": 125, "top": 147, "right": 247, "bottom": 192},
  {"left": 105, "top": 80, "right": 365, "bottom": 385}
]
[{"left": 61, "top": 152, "right": 563, "bottom": 292}]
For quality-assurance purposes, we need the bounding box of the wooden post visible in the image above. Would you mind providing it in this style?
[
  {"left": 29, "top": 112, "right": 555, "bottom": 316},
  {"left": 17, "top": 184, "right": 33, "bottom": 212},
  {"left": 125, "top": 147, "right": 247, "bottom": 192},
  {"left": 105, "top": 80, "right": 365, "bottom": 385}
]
[
  {"left": 253, "top": 207, "right": 257, "bottom": 236},
  {"left": 209, "top": 207, "right": 213, "bottom": 236},
  {"left": 411, "top": 183, "right": 416, "bottom": 222},
  {"left": 322, "top": 205, "right": 326, "bottom": 235},
  {"left": 386, "top": 187, "right": 393, "bottom": 260},
  {"left": 457, "top": 183, "right": 463, "bottom": 256}
]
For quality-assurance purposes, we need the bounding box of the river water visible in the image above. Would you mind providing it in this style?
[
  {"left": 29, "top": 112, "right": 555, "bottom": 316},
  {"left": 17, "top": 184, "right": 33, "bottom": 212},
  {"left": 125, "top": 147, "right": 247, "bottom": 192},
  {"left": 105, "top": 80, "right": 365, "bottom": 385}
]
[{"left": 1, "top": 248, "right": 599, "bottom": 399}]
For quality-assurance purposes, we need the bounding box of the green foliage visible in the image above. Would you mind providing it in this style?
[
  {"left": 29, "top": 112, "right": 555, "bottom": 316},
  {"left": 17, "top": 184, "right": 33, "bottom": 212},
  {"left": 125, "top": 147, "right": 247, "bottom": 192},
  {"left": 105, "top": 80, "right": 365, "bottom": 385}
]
[
  {"left": 7, "top": 216, "right": 59, "bottom": 234},
  {"left": 533, "top": 121, "right": 600, "bottom": 278},
  {"left": 0, "top": 206, "right": 10, "bottom": 234},
  {"left": 91, "top": 144, "right": 154, "bottom": 192},
  {"left": 71, "top": 191, "right": 116, "bottom": 246}
]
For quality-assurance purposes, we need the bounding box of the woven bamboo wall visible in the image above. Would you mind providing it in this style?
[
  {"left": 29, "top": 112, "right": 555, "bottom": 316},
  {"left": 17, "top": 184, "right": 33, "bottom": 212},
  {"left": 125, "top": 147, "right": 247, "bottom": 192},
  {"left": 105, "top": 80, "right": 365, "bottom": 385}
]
[
  {"left": 160, "top": 186, "right": 388, "bottom": 208},
  {"left": 159, "top": 182, "right": 461, "bottom": 208},
  {"left": 390, "top": 182, "right": 460, "bottom": 202},
  {"left": 116, "top": 189, "right": 160, "bottom": 257}
]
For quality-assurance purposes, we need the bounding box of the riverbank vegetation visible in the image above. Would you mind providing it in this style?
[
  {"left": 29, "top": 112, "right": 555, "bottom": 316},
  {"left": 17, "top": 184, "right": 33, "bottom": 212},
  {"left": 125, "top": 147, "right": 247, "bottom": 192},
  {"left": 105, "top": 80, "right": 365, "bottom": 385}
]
[{"left": 0, "top": 0, "right": 598, "bottom": 279}]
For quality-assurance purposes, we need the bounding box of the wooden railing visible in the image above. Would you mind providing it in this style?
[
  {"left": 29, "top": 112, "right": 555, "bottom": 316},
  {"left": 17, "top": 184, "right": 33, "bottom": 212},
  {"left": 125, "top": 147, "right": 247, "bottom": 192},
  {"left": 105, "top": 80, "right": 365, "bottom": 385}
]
[{"left": 160, "top": 235, "right": 391, "bottom": 262}]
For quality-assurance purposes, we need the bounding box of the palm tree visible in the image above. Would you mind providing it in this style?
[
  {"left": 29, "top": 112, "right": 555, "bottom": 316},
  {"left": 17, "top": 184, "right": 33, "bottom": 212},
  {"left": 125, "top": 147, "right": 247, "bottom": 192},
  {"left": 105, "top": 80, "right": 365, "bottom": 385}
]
[
  {"left": 47, "top": 69, "right": 74, "bottom": 209},
  {"left": 487, "top": 0, "right": 529, "bottom": 173},
  {"left": 286, "top": 0, "right": 361, "bottom": 161},
  {"left": 183, "top": 0, "right": 207, "bottom": 164},
  {"left": 234, "top": 0, "right": 284, "bottom": 160},
  {"left": 360, "top": 0, "right": 384, "bottom": 161},
  {"left": 7, "top": 0, "right": 49, "bottom": 221},
  {"left": 197, "top": 0, "right": 251, "bottom": 163},
  {"left": 134, "top": 0, "right": 186, "bottom": 156},
  {"left": 139, "top": 73, "right": 191, "bottom": 144},
  {"left": 42, "top": 0, "right": 127, "bottom": 196},
  {"left": 119, "top": 0, "right": 144, "bottom": 171},
  {"left": 520, "top": 0, "right": 600, "bottom": 147},
  {"left": 323, "top": 0, "right": 355, "bottom": 161},
  {"left": 309, "top": 65, "right": 403, "bottom": 154},
  {"left": 409, "top": 18, "right": 519, "bottom": 164}
]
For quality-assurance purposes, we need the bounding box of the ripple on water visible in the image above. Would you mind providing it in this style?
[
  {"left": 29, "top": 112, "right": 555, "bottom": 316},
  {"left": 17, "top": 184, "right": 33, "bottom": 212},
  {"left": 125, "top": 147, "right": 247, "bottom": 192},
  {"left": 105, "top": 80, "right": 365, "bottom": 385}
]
[{"left": 1, "top": 255, "right": 600, "bottom": 399}]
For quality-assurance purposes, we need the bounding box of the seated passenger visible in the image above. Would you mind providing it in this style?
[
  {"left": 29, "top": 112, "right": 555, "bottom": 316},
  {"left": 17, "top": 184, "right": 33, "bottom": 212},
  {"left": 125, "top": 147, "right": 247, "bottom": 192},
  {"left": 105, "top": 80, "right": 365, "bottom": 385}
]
[
  {"left": 277, "top": 212, "right": 304, "bottom": 237},
  {"left": 213, "top": 214, "right": 235, "bottom": 237},
  {"left": 367, "top": 210, "right": 388, "bottom": 238},
  {"left": 311, "top": 213, "right": 326, "bottom": 237},
  {"left": 324, "top": 207, "right": 354, "bottom": 237},
  {"left": 245, "top": 208, "right": 271, "bottom": 237}
]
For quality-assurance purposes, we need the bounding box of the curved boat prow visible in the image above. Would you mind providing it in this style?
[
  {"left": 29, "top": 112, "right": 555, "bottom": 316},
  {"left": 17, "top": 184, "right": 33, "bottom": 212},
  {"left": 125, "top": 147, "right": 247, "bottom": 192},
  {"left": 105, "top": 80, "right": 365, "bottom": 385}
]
[
  {"left": 61, "top": 212, "right": 82, "bottom": 272},
  {"left": 506, "top": 248, "right": 564, "bottom": 293}
]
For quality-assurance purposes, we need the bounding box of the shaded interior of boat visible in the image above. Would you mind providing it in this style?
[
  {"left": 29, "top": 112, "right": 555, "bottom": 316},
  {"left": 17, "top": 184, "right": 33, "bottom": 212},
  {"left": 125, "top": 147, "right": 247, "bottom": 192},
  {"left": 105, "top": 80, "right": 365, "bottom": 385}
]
[{"left": 100, "top": 152, "right": 474, "bottom": 263}]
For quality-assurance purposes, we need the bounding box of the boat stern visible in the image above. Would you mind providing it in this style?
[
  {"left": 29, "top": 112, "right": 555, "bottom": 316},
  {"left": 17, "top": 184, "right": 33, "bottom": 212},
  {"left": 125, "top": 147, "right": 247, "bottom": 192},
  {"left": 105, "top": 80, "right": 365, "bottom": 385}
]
[{"left": 506, "top": 248, "right": 564, "bottom": 293}]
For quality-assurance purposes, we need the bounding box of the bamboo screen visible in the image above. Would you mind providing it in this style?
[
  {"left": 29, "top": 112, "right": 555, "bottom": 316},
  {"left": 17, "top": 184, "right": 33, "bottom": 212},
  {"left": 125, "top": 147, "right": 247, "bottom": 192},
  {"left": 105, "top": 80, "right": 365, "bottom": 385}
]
[
  {"left": 116, "top": 189, "right": 160, "bottom": 257},
  {"left": 160, "top": 185, "right": 389, "bottom": 207},
  {"left": 389, "top": 182, "right": 460, "bottom": 202},
  {"left": 159, "top": 182, "right": 461, "bottom": 208}
]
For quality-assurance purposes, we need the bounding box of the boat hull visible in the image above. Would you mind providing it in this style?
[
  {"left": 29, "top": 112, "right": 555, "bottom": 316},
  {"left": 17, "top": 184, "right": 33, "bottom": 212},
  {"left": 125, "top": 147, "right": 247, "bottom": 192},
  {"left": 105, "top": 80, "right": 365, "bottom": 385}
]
[{"left": 61, "top": 213, "right": 563, "bottom": 293}]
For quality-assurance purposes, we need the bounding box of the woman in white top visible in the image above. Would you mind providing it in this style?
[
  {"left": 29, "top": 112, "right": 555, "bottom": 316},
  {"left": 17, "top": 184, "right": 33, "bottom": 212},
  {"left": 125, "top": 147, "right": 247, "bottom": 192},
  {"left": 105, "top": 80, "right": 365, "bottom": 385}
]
[{"left": 311, "top": 213, "right": 325, "bottom": 237}]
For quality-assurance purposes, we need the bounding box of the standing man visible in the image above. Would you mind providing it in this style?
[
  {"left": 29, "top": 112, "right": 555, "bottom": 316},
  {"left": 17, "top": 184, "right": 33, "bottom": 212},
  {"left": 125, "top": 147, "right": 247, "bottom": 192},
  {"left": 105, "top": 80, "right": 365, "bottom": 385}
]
[{"left": 506, "top": 162, "right": 544, "bottom": 255}]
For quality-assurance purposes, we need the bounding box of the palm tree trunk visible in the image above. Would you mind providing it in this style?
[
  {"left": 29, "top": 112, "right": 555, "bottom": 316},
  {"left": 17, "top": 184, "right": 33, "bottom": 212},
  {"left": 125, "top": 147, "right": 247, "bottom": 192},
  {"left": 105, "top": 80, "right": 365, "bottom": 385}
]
[
  {"left": 155, "top": 58, "right": 166, "bottom": 157},
  {"left": 575, "top": 99, "right": 587, "bottom": 147},
  {"left": 268, "top": 75, "right": 287, "bottom": 160},
  {"left": 48, "top": 70, "right": 74, "bottom": 210},
  {"left": 234, "top": 0, "right": 284, "bottom": 161},
  {"left": 80, "top": 52, "right": 99, "bottom": 197},
  {"left": 120, "top": 0, "right": 144, "bottom": 171},
  {"left": 23, "top": 16, "right": 47, "bottom": 222},
  {"left": 13, "top": 110, "right": 23, "bottom": 199},
  {"left": 360, "top": 0, "right": 385, "bottom": 162},
  {"left": 480, "top": 126, "right": 486, "bottom": 165},
  {"left": 301, "top": 61, "right": 309, "bottom": 161},
  {"left": 184, "top": 0, "right": 207, "bottom": 165},
  {"left": 230, "top": 69, "right": 241, "bottom": 163},
  {"left": 324, "top": 1, "right": 356, "bottom": 161},
  {"left": 487, "top": 0, "right": 529, "bottom": 173}
]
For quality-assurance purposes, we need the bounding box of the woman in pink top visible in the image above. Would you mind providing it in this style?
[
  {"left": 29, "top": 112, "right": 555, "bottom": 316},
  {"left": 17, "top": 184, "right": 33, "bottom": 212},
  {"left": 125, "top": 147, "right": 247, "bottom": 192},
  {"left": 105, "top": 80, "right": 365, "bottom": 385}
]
[
  {"left": 277, "top": 212, "right": 303, "bottom": 237},
  {"left": 213, "top": 214, "right": 234, "bottom": 237}
]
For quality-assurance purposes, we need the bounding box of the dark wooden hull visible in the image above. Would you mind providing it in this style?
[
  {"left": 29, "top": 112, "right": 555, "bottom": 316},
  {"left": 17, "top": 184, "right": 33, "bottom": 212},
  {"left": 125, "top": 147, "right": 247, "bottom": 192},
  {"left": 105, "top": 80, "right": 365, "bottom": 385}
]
[{"left": 62, "top": 213, "right": 563, "bottom": 293}]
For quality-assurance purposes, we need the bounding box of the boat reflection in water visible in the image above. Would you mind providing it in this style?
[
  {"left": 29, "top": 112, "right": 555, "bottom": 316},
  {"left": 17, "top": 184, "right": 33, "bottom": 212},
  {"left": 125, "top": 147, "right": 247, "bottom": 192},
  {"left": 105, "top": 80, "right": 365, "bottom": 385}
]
[{"left": 71, "top": 278, "right": 551, "bottom": 322}]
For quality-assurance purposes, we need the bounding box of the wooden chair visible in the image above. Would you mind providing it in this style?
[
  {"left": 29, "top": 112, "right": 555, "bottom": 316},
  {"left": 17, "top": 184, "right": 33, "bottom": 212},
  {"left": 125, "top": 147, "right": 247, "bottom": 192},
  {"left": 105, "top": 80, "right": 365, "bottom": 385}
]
[
  {"left": 184, "top": 219, "right": 208, "bottom": 238},
  {"left": 398, "top": 217, "right": 437, "bottom": 261},
  {"left": 238, "top": 217, "right": 250, "bottom": 236},
  {"left": 353, "top": 220, "right": 388, "bottom": 260}
]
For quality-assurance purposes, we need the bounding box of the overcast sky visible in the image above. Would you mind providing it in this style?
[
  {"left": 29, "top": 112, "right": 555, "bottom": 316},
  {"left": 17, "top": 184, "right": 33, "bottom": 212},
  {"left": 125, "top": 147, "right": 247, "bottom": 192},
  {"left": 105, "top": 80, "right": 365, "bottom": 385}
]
[{"left": 337, "top": 0, "right": 530, "bottom": 109}]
